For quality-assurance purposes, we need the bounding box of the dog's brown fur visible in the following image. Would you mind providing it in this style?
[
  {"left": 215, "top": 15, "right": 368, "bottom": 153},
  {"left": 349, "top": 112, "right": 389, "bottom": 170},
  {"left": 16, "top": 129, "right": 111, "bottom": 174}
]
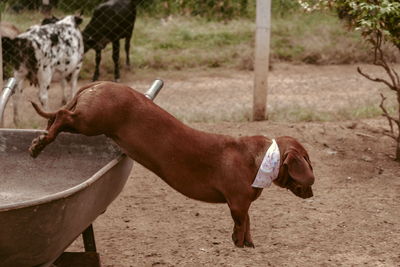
[{"left": 29, "top": 81, "right": 315, "bottom": 248}]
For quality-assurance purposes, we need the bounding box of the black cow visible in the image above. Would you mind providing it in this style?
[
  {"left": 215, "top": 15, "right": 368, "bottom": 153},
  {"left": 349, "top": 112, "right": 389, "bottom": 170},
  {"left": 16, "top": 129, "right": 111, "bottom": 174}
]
[{"left": 83, "top": 0, "right": 137, "bottom": 82}]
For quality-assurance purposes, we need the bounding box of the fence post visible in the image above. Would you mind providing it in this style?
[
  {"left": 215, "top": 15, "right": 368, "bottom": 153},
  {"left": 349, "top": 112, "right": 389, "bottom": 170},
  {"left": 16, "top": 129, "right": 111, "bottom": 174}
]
[
  {"left": 42, "top": 0, "right": 51, "bottom": 16},
  {"left": 253, "top": 0, "right": 271, "bottom": 121}
]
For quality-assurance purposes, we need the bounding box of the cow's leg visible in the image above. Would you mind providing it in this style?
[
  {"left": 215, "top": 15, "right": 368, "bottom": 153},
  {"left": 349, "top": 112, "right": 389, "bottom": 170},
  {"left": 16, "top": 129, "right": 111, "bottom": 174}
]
[
  {"left": 12, "top": 77, "right": 24, "bottom": 127},
  {"left": 125, "top": 34, "right": 132, "bottom": 69},
  {"left": 60, "top": 78, "right": 67, "bottom": 105},
  {"left": 93, "top": 49, "right": 101, "bottom": 81},
  {"left": 112, "top": 40, "right": 120, "bottom": 82},
  {"left": 70, "top": 64, "right": 81, "bottom": 98},
  {"left": 37, "top": 68, "right": 52, "bottom": 110}
]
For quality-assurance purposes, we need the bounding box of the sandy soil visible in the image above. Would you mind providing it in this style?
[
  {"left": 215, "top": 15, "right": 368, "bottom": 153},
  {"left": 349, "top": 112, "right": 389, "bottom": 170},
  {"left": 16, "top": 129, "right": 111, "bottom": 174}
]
[{"left": 2, "top": 64, "right": 400, "bottom": 266}]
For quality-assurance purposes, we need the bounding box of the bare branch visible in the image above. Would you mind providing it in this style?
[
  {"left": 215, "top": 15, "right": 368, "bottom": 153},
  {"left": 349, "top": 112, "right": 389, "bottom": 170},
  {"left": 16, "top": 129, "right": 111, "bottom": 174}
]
[
  {"left": 357, "top": 67, "right": 396, "bottom": 90},
  {"left": 379, "top": 93, "right": 394, "bottom": 133},
  {"left": 371, "top": 33, "right": 400, "bottom": 90},
  {"left": 379, "top": 93, "right": 400, "bottom": 133},
  {"left": 381, "top": 130, "right": 397, "bottom": 141},
  {"left": 356, "top": 14, "right": 400, "bottom": 160},
  {"left": 392, "top": 68, "right": 400, "bottom": 88},
  {"left": 355, "top": 132, "right": 377, "bottom": 139}
]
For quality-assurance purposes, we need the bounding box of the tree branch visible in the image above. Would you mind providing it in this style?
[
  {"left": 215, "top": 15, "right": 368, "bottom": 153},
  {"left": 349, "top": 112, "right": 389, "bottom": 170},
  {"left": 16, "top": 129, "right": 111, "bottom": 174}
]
[
  {"left": 379, "top": 93, "right": 400, "bottom": 133},
  {"left": 370, "top": 33, "right": 400, "bottom": 91},
  {"left": 381, "top": 130, "right": 397, "bottom": 141},
  {"left": 357, "top": 67, "right": 396, "bottom": 90}
]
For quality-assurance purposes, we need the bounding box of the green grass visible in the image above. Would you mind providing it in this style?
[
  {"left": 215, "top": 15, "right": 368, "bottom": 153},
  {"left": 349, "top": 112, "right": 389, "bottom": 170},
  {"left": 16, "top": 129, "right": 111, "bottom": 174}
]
[
  {"left": 73, "top": 16, "right": 256, "bottom": 79},
  {"left": 269, "top": 101, "right": 397, "bottom": 123},
  {"left": 175, "top": 107, "right": 252, "bottom": 123},
  {"left": 2, "top": 9, "right": 399, "bottom": 124},
  {"left": 78, "top": 10, "right": 393, "bottom": 79},
  {"left": 2, "top": 9, "right": 392, "bottom": 76},
  {"left": 270, "top": 12, "right": 384, "bottom": 64},
  {"left": 171, "top": 102, "right": 397, "bottom": 123}
]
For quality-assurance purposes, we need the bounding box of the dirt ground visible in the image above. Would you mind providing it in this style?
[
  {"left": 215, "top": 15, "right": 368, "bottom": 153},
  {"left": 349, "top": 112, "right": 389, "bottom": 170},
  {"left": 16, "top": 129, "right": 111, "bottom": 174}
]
[{"left": 3, "top": 64, "right": 400, "bottom": 266}]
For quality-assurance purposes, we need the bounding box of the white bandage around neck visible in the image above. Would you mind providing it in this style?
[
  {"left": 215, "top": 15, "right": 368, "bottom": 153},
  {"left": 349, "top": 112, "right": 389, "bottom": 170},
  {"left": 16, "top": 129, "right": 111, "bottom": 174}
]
[{"left": 251, "top": 139, "right": 281, "bottom": 188}]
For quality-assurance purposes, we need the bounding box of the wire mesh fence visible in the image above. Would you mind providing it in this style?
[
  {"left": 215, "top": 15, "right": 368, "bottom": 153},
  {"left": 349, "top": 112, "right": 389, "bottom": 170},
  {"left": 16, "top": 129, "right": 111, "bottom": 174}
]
[
  {"left": 0, "top": 0, "right": 260, "bottom": 127},
  {"left": 0, "top": 0, "right": 258, "bottom": 83},
  {"left": 1, "top": 0, "right": 137, "bottom": 82},
  {"left": 0, "top": 0, "right": 143, "bottom": 128}
]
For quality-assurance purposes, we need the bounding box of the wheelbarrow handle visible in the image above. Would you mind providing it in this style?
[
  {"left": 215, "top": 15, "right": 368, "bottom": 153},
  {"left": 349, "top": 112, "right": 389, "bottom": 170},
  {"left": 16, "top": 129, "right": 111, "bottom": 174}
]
[
  {"left": 144, "top": 79, "right": 164, "bottom": 100},
  {"left": 0, "top": 78, "right": 17, "bottom": 127}
]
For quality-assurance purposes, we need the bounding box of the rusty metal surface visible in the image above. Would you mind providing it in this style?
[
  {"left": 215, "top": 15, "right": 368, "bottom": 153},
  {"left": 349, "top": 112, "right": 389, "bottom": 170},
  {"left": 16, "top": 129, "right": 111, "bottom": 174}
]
[{"left": 0, "top": 129, "right": 133, "bottom": 267}]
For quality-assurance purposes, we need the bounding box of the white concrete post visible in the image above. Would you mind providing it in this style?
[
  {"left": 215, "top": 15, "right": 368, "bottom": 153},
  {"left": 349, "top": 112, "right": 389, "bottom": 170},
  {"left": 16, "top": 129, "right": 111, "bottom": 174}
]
[
  {"left": 253, "top": 0, "right": 271, "bottom": 121},
  {"left": 42, "top": 0, "right": 50, "bottom": 16}
]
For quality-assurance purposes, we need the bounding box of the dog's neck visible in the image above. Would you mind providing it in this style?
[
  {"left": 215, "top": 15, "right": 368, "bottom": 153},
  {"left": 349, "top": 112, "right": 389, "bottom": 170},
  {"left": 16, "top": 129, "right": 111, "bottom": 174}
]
[{"left": 251, "top": 139, "right": 280, "bottom": 188}]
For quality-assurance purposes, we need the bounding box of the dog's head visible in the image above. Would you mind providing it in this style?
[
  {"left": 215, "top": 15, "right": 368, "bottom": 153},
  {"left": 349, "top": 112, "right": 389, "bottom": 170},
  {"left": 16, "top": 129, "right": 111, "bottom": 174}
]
[{"left": 274, "top": 136, "right": 315, "bottom": 199}]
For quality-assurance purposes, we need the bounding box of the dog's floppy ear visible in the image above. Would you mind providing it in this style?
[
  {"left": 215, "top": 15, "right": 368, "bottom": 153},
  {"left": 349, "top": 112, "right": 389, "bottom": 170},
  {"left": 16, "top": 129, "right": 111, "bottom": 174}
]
[{"left": 283, "top": 152, "right": 314, "bottom": 186}]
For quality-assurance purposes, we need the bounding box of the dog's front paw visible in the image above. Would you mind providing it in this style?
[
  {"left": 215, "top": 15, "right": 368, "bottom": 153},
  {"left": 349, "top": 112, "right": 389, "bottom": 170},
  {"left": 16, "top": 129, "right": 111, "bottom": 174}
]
[
  {"left": 29, "top": 134, "right": 47, "bottom": 158},
  {"left": 232, "top": 233, "right": 244, "bottom": 248},
  {"left": 244, "top": 240, "right": 255, "bottom": 248}
]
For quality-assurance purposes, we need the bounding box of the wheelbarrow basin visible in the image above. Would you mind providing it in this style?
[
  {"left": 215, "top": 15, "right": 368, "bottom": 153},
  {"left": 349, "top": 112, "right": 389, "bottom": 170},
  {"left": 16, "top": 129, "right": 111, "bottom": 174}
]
[{"left": 0, "top": 129, "right": 133, "bottom": 267}]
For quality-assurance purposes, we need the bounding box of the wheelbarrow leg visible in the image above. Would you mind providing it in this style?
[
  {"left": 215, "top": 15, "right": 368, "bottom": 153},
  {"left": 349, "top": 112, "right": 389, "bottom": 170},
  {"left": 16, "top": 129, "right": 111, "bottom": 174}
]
[
  {"left": 53, "top": 224, "right": 101, "bottom": 267},
  {"left": 83, "top": 224, "right": 97, "bottom": 252}
]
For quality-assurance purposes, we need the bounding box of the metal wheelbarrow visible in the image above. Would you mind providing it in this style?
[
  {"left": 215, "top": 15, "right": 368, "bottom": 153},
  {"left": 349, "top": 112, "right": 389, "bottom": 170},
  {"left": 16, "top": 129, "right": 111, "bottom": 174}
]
[{"left": 0, "top": 79, "right": 163, "bottom": 267}]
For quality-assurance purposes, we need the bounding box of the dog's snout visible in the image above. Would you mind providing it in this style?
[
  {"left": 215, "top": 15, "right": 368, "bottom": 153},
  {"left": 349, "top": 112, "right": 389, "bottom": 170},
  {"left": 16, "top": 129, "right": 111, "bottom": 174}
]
[
  {"left": 301, "top": 187, "right": 313, "bottom": 198},
  {"left": 289, "top": 184, "right": 313, "bottom": 199}
]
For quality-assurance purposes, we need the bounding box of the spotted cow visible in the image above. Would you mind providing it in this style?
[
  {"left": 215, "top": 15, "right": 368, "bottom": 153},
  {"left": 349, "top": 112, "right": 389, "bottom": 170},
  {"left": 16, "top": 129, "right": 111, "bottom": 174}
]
[{"left": 2, "top": 15, "right": 83, "bottom": 126}]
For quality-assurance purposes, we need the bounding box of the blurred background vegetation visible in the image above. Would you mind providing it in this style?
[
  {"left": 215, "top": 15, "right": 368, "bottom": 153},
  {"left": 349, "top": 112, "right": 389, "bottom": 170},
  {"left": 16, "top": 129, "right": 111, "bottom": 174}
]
[
  {"left": 1, "top": 0, "right": 399, "bottom": 76},
  {"left": 1, "top": 0, "right": 399, "bottom": 127}
]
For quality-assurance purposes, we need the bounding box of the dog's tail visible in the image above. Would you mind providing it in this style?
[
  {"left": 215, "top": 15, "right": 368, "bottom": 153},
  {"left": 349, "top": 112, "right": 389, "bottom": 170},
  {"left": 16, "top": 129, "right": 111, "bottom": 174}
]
[{"left": 30, "top": 101, "right": 56, "bottom": 119}]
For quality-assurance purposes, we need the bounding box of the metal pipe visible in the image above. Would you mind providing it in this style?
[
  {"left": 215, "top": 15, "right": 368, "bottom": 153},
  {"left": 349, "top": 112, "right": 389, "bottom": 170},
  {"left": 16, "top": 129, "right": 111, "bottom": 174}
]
[
  {"left": 144, "top": 79, "right": 164, "bottom": 100},
  {"left": 0, "top": 78, "right": 17, "bottom": 127},
  {"left": 0, "top": 79, "right": 163, "bottom": 128}
]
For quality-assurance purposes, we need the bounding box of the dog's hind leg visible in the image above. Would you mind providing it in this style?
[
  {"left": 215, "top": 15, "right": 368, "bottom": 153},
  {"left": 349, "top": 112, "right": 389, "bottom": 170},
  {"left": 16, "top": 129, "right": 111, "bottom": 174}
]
[{"left": 29, "top": 107, "right": 74, "bottom": 158}]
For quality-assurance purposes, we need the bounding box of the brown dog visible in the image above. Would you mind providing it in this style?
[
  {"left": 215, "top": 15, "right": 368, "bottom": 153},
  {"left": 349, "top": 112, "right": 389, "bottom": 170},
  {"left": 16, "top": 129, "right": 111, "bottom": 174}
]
[{"left": 29, "top": 81, "right": 315, "bottom": 248}]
